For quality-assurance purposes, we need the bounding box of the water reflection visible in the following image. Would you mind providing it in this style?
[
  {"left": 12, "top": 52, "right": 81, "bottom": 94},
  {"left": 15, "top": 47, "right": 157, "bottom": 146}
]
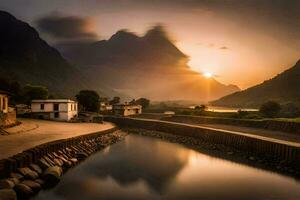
[{"left": 33, "top": 135, "right": 300, "bottom": 200}]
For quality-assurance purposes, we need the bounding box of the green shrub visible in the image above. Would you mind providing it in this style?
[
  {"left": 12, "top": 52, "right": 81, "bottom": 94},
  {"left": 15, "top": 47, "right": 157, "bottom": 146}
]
[{"left": 259, "top": 101, "right": 281, "bottom": 118}]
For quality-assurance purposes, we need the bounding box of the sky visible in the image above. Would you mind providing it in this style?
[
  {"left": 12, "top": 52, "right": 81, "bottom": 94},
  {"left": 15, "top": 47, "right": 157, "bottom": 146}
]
[{"left": 0, "top": 0, "right": 299, "bottom": 89}]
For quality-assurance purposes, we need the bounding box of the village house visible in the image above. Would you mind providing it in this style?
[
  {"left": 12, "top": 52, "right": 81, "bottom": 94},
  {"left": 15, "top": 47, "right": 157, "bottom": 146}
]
[
  {"left": 0, "top": 90, "right": 16, "bottom": 127},
  {"left": 31, "top": 99, "right": 78, "bottom": 122},
  {"left": 0, "top": 90, "right": 9, "bottom": 114},
  {"left": 113, "top": 104, "right": 142, "bottom": 116},
  {"left": 100, "top": 101, "right": 113, "bottom": 112}
]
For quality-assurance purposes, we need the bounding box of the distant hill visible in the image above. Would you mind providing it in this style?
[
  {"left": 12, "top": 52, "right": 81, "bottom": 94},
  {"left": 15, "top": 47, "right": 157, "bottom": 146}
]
[
  {"left": 0, "top": 11, "right": 239, "bottom": 101},
  {"left": 58, "top": 26, "right": 240, "bottom": 101},
  {"left": 211, "top": 60, "right": 300, "bottom": 107},
  {"left": 0, "top": 11, "right": 120, "bottom": 98}
]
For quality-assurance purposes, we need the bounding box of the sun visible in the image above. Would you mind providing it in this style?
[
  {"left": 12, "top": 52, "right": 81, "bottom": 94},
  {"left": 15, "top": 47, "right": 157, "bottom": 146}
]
[{"left": 203, "top": 72, "right": 213, "bottom": 78}]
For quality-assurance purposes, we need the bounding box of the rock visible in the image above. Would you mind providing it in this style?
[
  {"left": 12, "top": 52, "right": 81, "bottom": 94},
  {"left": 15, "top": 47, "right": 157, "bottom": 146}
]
[
  {"left": 29, "top": 164, "right": 42, "bottom": 175},
  {"left": 42, "top": 166, "right": 62, "bottom": 188},
  {"left": 14, "top": 183, "right": 34, "bottom": 200},
  {"left": 76, "top": 152, "right": 88, "bottom": 161},
  {"left": 37, "top": 158, "right": 51, "bottom": 170},
  {"left": 63, "top": 160, "right": 73, "bottom": 169},
  {"left": 69, "top": 158, "right": 78, "bottom": 165},
  {"left": 34, "top": 179, "right": 45, "bottom": 188},
  {"left": 52, "top": 152, "right": 60, "bottom": 158},
  {"left": 22, "top": 180, "right": 41, "bottom": 193},
  {"left": 60, "top": 153, "right": 71, "bottom": 160},
  {"left": 58, "top": 156, "right": 68, "bottom": 164},
  {"left": 0, "top": 179, "right": 15, "bottom": 189},
  {"left": 7, "top": 178, "right": 19, "bottom": 186},
  {"left": 0, "top": 189, "right": 17, "bottom": 200},
  {"left": 43, "top": 156, "right": 56, "bottom": 166},
  {"left": 10, "top": 173, "right": 24, "bottom": 181},
  {"left": 17, "top": 168, "right": 39, "bottom": 180},
  {"left": 53, "top": 158, "right": 64, "bottom": 167}
]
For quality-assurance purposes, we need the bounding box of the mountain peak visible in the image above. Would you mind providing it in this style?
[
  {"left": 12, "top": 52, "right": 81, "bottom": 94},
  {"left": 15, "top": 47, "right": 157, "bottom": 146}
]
[
  {"left": 144, "top": 25, "right": 170, "bottom": 42},
  {"left": 0, "top": 10, "right": 16, "bottom": 19},
  {"left": 109, "top": 30, "right": 139, "bottom": 42}
]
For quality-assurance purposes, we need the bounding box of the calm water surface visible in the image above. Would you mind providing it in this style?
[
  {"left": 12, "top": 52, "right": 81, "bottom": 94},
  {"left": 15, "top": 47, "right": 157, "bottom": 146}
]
[{"left": 33, "top": 135, "right": 300, "bottom": 200}]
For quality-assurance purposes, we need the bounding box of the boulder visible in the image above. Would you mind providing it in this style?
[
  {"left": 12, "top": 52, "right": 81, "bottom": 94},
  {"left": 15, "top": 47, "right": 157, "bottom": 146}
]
[
  {"left": 7, "top": 178, "right": 19, "bottom": 186},
  {"left": 0, "top": 189, "right": 17, "bottom": 200},
  {"left": 22, "top": 180, "right": 41, "bottom": 193},
  {"left": 63, "top": 160, "right": 73, "bottom": 169},
  {"left": 75, "top": 152, "right": 88, "bottom": 161},
  {"left": 53, "top": 158, "right": 64, "bottom": 167},
  {"left": 10, "top": 173, "right": 24, "bottom": 181},
  {"left": 0, "top": 179, "right": 15, "bottom": 189},
  {"left": 17, "top": 168, "right": 39, "bottom": 180},
  {"left": 34, "top": 179, "right": 45, "bottom": 188},
  {"left": 42, "top": 166, "right": 62, "bottom": 188},
  {"left": 69, "top": 158, "right": 78, "bottom": 165},
  {"left": 14, "top": 183, "right": 33, "bottom": 200},
  {"left": 29, "top": 164, "right": 42, "bottom": 175},
  {"left": 37, "top": 158, "right": 51, "bottom": 170},
  {"left": 43, "top": 156, "right": 56, "bottom": 166}
]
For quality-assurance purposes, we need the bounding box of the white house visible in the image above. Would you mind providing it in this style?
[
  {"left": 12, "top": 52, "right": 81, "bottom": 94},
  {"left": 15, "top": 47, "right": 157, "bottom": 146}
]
[
  {"left": 0, "top": 90, "right": 17, "bottom": 127},
  {"left": 31, "top": 99, "right": 78, "bottom": 121},
  {"left": 113, "top": 104, "right": 142, "bottom": 116},
  {"left": 100, "top": 102, "right": 113, "bottom": 112},
  {"left": 0, "top": 90, "right": 9, "bottom": 114}
]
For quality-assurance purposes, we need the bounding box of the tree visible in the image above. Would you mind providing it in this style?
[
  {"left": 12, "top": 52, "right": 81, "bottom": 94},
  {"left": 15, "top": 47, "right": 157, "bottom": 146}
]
[
  {"left": 259, "top": 101, "right": 281, "bottom": 118},
  {"left": 21, "top": 84, "right": 48, "bottom": 105},
  {"left": 129, "top": 99, "right": 136, "bottom": 105},
  {"left": 136, "top": 98, "right": 150, "bottom": 109},
  {"left": 195, "top": 104, "right": 207, "bottom": 111},
  {"left": 0, "top": 78, "right": 22, "bottom": 105},
  {"left": 110, "top": 96, "right": 120, "bottom": 105},
  {"left": 76, "top": 90, "right": 100, "bottom": 112}
]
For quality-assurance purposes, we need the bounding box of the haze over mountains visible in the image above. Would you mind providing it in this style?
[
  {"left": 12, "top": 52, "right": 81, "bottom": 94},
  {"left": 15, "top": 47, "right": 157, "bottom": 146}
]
[
  {"left": 0, "top": 11, "right": 239, "bottom": 101},
  {"left": 212, "top": 60, "right": 300, "bottom": 107},
  {"left": 0, "top": 11, "right": 120, "bottom": 98},
  {"left": 57, "top": 26, "right": 240, "bottom": 101}
]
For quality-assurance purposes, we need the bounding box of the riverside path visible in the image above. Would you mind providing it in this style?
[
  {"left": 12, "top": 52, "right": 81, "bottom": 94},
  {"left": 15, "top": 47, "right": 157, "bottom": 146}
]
[{"left": 0, "top": 118, "right": 116, "bottom": 159}]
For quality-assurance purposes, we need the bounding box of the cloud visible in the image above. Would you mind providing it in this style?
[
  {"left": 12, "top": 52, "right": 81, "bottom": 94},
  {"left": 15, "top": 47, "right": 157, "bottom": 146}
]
[
  {"left": 36, "top": 13, "right": 98, "bottom": 40},
  {"left": 206, "top": 44, "right": 229, "bottom": 50},
  {"left": 219, "top": 46, "right": 229, "bottom": 50}
]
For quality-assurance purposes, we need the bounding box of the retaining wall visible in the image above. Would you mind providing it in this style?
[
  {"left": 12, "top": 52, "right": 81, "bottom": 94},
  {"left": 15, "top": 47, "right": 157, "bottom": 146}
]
[
  {"left": 105, "top": 117, "right": 300, "bottom": 166},
  {"left": 136, "top": 114, "right": 300, "bottom": 134},
  {"left": 0, "top": 127, "right": 119, "bottom": 178},
  {"left": 0, "top": 109, "right": 17, "bottom": 128},
  {"left": 0, "top": 127, "right": 125, "bottom": 200}
]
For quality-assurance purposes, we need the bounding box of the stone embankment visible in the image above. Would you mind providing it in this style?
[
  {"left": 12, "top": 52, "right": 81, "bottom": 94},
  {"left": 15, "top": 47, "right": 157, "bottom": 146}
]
[
  {"left": 127, "top": 128, "right": 300, "bottom": 179},
  {"left": 105, "top": 117, "right": 300, "bottom": 173},
  {"left": 0, "top": 128, "right": 125, "bottom": 200},
  {"left": 135, "top": 114, "right": 300, "bottom": 134}
]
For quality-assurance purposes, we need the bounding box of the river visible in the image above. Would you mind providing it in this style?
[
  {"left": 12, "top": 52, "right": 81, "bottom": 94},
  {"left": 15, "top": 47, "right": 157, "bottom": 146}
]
[{"left": 33, "top": 134, "right": 300, "bottom": 200}]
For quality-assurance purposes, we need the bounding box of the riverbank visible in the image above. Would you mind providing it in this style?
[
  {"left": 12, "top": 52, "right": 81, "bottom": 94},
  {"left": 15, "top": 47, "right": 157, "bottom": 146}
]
[
  {"left": 126, "top": 128, "right": 300, "bottom": 179},
  {"left": 134, "top": 113, "right": 300, "bottom": 134},
  {"left": 0, "top": 128, "right": 126, "bottom": 200},
  {"left": 31, "top": 134, "right": 300, "bottom": 200},
  {"left": 105, "top": 117, "right": 300, "bottom": 176}
]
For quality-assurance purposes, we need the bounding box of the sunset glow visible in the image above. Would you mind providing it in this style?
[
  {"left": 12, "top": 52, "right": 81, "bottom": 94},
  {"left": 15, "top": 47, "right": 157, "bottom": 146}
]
[
  {"left": 0, "top": 1, "right": 300, "bottom": 200},
  {"left": 203, "top": 72, "right": 213, "bottom": 78}
]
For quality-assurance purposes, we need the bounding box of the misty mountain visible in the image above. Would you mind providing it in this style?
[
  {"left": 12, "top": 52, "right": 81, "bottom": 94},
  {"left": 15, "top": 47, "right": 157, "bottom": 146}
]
[
  {"left": 212, "top": 60, "right": 300, "bottom": 107},
  {"left": 0, "top": 11, "right": 120, "bottom": 98},
  {"left": 0, "top": 11, "right": 239, "bottom": 101},
  {"left": 57, "top": 26, "right": 240, "bottom": 101}
]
